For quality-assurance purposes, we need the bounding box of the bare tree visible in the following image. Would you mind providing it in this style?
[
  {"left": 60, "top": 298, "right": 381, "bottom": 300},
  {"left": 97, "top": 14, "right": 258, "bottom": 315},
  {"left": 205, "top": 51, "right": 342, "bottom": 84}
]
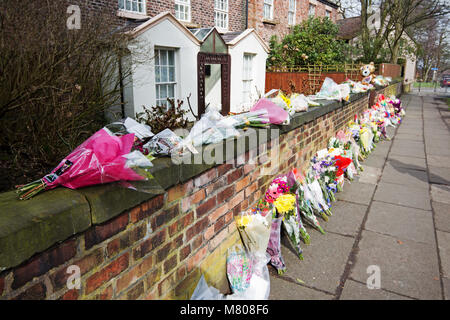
[
  {"left": 337, "top": 0, "right": 450, "bottom": 63},
  {"left": 0, "top": 0, "right": 146, "bottom": 190}
]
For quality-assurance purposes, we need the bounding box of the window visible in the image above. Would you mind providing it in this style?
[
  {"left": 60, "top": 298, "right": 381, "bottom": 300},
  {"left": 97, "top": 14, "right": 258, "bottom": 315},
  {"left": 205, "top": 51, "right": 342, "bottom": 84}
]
[
  {"left": 118, "top": 0, "right": 146, "bottom": 14},
  {"left": 308, "top": 3, "right": 316, "bottom": 17},
  {"left": 288, "top": 0, "right": 296, "bottom": 25},
  {"left": 175, "top": 0, "right": 191, "bottom": 22},
  {"left": 263, "top": 0, "right": 274, "bottom": 20},
  {"left": 242, "top": 54, "right": 254, "bottom": 104},
  {"left": 215, "top": 0, "right": 229, "bottom": 30},
  {"left": 155, "top": 49, "right": 176, "bottom": 108},
  {"left": 325, "top": 10, "right": 331, "bottom": 18}
]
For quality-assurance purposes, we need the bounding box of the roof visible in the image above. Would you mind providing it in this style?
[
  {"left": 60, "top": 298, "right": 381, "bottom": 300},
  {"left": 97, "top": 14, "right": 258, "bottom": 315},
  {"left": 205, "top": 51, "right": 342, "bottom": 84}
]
[
  {"left": 189, "top": 28, "right": 215, "bottom": 41},
  {"left": 224, "top": 29, "right": 270, "bottom": 53},
  {"left": 124, "top": 11, "right": 201, "bottom": 45},
  {"left": 336, "top": 16, "right": 361, "bottom": 40},
  {"left": 318, "top": 0, "right": 339, "bottom": 9},
  {"left": 221, "top": 31, "right": 244, "bottom": 43}
]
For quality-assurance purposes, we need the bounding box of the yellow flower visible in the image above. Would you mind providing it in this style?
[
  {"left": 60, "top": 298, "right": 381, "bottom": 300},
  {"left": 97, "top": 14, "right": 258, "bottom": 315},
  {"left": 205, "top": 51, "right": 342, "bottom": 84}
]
[
  {"left": 235, "top": 215, "right": 253, "bottom": 228},
  {"left": 274, "top": 194, "right": 296, "bottom": 215}
]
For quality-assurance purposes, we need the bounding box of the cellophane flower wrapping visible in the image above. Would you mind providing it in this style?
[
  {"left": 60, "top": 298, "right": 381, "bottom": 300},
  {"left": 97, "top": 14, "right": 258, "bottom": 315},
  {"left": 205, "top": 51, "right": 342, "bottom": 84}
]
[
  {"left": 235, "top": 209, "right": 272, "bottom": 257},
  {"left": 16, "top": 123, "right": 163, "bottom": 199},
  {"left": 183, "top": 105, "right": 240, "bottom": 148},
  {"left": 226, "top": 245, "right": 253, "bottom": 294},
  {"left": 266, "top": 216, "right": 286, "bottom": 274},
  {"left": 250, "top": 98, "right": 290, "bottom": 125},
  {"left": 228, "top": 109, "right": 271, "bottom": 129}
]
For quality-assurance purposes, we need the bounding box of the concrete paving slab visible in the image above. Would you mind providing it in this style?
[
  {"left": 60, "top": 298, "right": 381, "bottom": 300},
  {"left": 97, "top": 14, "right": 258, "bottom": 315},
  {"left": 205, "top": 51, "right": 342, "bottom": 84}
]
[
  {"left": 433, "top": 201, "right": 450, "bottom": 233},
  {"left": 370, "top": 141, "right": 392, "bottom": 158},
  {"left": 380, "top": 163, "right": 429, "bottom": 190},
  {"left": 322, "top": 201, "right": 367, "bottom": 237},
  {"left": 426, "top": 146, "right": 450, "bottom": 157},
  {"left": 279, "top": 231, "right": 354, "bottom": 294},
  {"left": 428, "top": 166, "right": 450, "bottom": 185},
  {"left": 436, "top": 230, "right": 450, "bottom": 279},
  {"left": 396, "top": 127, "right": 422, "bottom": 136},
  {"left": 358, "top": 166, "right": 382, "bottom": 185},
  {"left": 387, "top": 154, "right": 426, "bottom": 171},
  {"left": 373, "top": 182, "right": 432, "bottom": 211},
  {"left": 362, "top": 154, "right": 387, "bottom": 169},
  {"left": 365, "top": 201, "right": 435, "bottom": 245},
  {"left": 427, "top": 155, "right": 450, "bottom": 169},
  {"left": 269, "top": 275, "right": 334, "bottom": 300},
  {"left": 443, "top": 277, "right": 450, "bottom": 300},
  {"left": 340, "top": 279, "right": 412, "bottom": 300},
  {"left": 424, "top": 138, "right": 450, "bottom": 149},
  {"left": 431, "top": 184, "right": 450, "bottom": 204},
  {"left": 394, "top": 133, "right": 423, "bottom": 142},
  {"left": 336, "top": 181, "right": 376, "bottom": 205},
  {"left": 390, "top": 141, "right": 425, "bottom": 159},
  {"left": 350, "top": 230, "right": 441, "bottom": 299}
]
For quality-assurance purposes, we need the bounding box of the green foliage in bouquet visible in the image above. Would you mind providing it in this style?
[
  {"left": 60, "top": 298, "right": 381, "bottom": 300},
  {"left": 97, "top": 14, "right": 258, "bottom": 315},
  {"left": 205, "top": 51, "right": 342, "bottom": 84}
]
[
  {"left": 267, "top": 17, "right": 350, "bottom": 69},
  {"left": 136, "top": 98, "right": 189, "bottom": 135}
]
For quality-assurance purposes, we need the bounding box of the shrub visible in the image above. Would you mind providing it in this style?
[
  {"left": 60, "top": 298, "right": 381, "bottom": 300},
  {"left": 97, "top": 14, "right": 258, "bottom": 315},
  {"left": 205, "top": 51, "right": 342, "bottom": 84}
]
[
  {"left": 136, "top": 99, "right": 190, "bottom": 134},
  {"left": 0, "top": 0, "right": 134, "bottom": 191},
  {"left": 267, "top": 17, "right": 350, "bottom": 69}
]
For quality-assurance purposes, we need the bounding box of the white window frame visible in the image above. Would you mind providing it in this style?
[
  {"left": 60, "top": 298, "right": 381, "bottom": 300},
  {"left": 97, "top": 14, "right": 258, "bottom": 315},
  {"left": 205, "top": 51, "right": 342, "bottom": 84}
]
[
  {"left": 308, "top": 3, "right": 316, "bottom": 17},
  {"left": 214, "top": 0, "right": 229, "bottom": 30},
  {"left": 242, "top": 53, "right": 254, "bottom": 105},
  {"left": 154, "top": 49, "right": 177, "bottom": 108},
  {"left": 118, "top": 0, "right": 146, "bottom": 14},
  {"left": 263, "top": 0, "right": 274, "bottom": 20},
  {"left": 325, "top": 9, "right": 331, "bottom": 18},
  {"left": 175, "top": 0, "right": 191, "bottom": 22},
  {"left": 288, "top": 0, "right": 296, "bottom": 25}
]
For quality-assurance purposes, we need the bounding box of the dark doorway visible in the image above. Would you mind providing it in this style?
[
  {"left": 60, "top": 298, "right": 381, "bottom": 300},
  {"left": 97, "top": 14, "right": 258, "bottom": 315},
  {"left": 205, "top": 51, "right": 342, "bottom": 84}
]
[{"left": 197, "top": 52, "right": 231, "bottom": 116}]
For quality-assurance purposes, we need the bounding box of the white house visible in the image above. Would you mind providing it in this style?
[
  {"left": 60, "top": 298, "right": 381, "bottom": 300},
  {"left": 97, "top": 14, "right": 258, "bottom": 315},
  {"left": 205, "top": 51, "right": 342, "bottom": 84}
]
[{"left": 118, "top": 11, "right": 268, "bottom": 121}]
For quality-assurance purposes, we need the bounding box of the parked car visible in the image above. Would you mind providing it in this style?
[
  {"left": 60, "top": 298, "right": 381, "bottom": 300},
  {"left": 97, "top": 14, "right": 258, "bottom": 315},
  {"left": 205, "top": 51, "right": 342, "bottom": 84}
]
[{"left": 441, "top": 75, "right": 450, "bottom": 87}]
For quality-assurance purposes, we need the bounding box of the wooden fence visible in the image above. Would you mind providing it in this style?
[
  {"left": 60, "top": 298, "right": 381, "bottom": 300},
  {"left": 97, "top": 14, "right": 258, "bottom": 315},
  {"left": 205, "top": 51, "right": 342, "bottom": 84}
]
[{"left": 265, "top": 63, "right": 401, "bottom": 95}]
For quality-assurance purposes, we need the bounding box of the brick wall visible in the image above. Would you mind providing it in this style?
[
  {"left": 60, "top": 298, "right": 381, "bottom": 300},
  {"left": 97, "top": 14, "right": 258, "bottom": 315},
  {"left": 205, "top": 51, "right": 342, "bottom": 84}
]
[
  {"left": 74, "top": 0, "right": 246, "bottom": 32},
  {"left": 0, "top": 83, "right": 402, "bottom": 300},
  {"left": 248, "top": 0, "right": 339, "bottom": 43}
]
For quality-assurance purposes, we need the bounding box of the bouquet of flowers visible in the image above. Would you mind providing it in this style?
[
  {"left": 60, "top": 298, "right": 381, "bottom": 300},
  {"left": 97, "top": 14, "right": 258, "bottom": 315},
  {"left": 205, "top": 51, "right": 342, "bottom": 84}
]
[
  {"left": 263, "top": 176, "right": 296, "bottom": 272},
  {"left": 16, "top": 124, "right": 159, "bottom": 200},
  {"left": 228, "top": 109, "right": 271, "bottom": 129},
  {"left": 235, "top": 208, "right": 272, "bottom": 257},
  {"left": 274, "top": 193, "right": 304, "bottom": 261}
]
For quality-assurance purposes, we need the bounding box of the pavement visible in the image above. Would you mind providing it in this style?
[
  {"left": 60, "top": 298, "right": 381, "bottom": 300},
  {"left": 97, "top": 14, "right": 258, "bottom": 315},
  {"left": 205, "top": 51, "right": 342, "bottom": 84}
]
[{"left": 269, "top": 92, "right": 450, "bottom": 300}]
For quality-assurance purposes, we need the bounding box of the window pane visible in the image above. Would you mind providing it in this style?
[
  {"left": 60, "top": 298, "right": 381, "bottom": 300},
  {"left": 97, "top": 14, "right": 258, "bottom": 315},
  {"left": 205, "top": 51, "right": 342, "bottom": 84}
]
[
  {"left": 119, "top": 0, "right": 124, "bottom": 10},
  {"left": 169, "top": 67, "right": 175, "bottom": 82},
  {"left": 168, "top": 84, "right": 174, "bottom": 98},
  {"left": 160, "top": 50, "right": 167, "bottom": 65},
  {"left": 155, "top": 66, "right": 161, "bottom": 83},
  {"left": 160, "top": 85, "right": 167, "bottom": 99},
  {"left": 168, "top": 51, "right": 174, "bottom": 66},
  {"left": 126, "top": 0, "right": 131, "bottom": 11}
]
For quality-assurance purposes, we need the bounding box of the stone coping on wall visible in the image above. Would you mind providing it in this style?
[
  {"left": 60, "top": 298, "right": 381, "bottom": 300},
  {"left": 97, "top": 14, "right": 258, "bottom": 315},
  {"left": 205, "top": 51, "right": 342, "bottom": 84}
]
[{"left": 0, "top": 79, "right": 401, "bottom": 272}]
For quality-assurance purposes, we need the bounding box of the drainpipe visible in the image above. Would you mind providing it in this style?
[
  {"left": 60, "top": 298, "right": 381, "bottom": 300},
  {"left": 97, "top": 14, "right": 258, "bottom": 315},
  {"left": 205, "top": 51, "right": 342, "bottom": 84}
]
[{"left": 245, "top": 0, "right": 248, "bottom": 29}]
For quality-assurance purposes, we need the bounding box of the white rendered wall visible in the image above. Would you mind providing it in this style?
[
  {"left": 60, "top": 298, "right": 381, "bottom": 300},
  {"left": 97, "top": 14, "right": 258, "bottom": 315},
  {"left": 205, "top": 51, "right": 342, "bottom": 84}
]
[
  {"left": 228, "top": 33, "right": 268, "bottom": 113},
  {"left": 125, "top": 18, "right": 200, "bottom": 121}
]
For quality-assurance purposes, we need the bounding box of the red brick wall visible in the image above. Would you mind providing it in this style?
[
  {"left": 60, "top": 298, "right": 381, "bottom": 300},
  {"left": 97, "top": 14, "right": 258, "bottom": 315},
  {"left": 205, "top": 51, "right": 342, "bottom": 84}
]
[
  {"left": 0, "top": 83, "right": 403, "bottom": 300},
  {"left": 248, "top": 0, "right": 339, "bottom": 43},
  {"left": 75, "top": 0, "right": 246, "bottom": 32}
]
